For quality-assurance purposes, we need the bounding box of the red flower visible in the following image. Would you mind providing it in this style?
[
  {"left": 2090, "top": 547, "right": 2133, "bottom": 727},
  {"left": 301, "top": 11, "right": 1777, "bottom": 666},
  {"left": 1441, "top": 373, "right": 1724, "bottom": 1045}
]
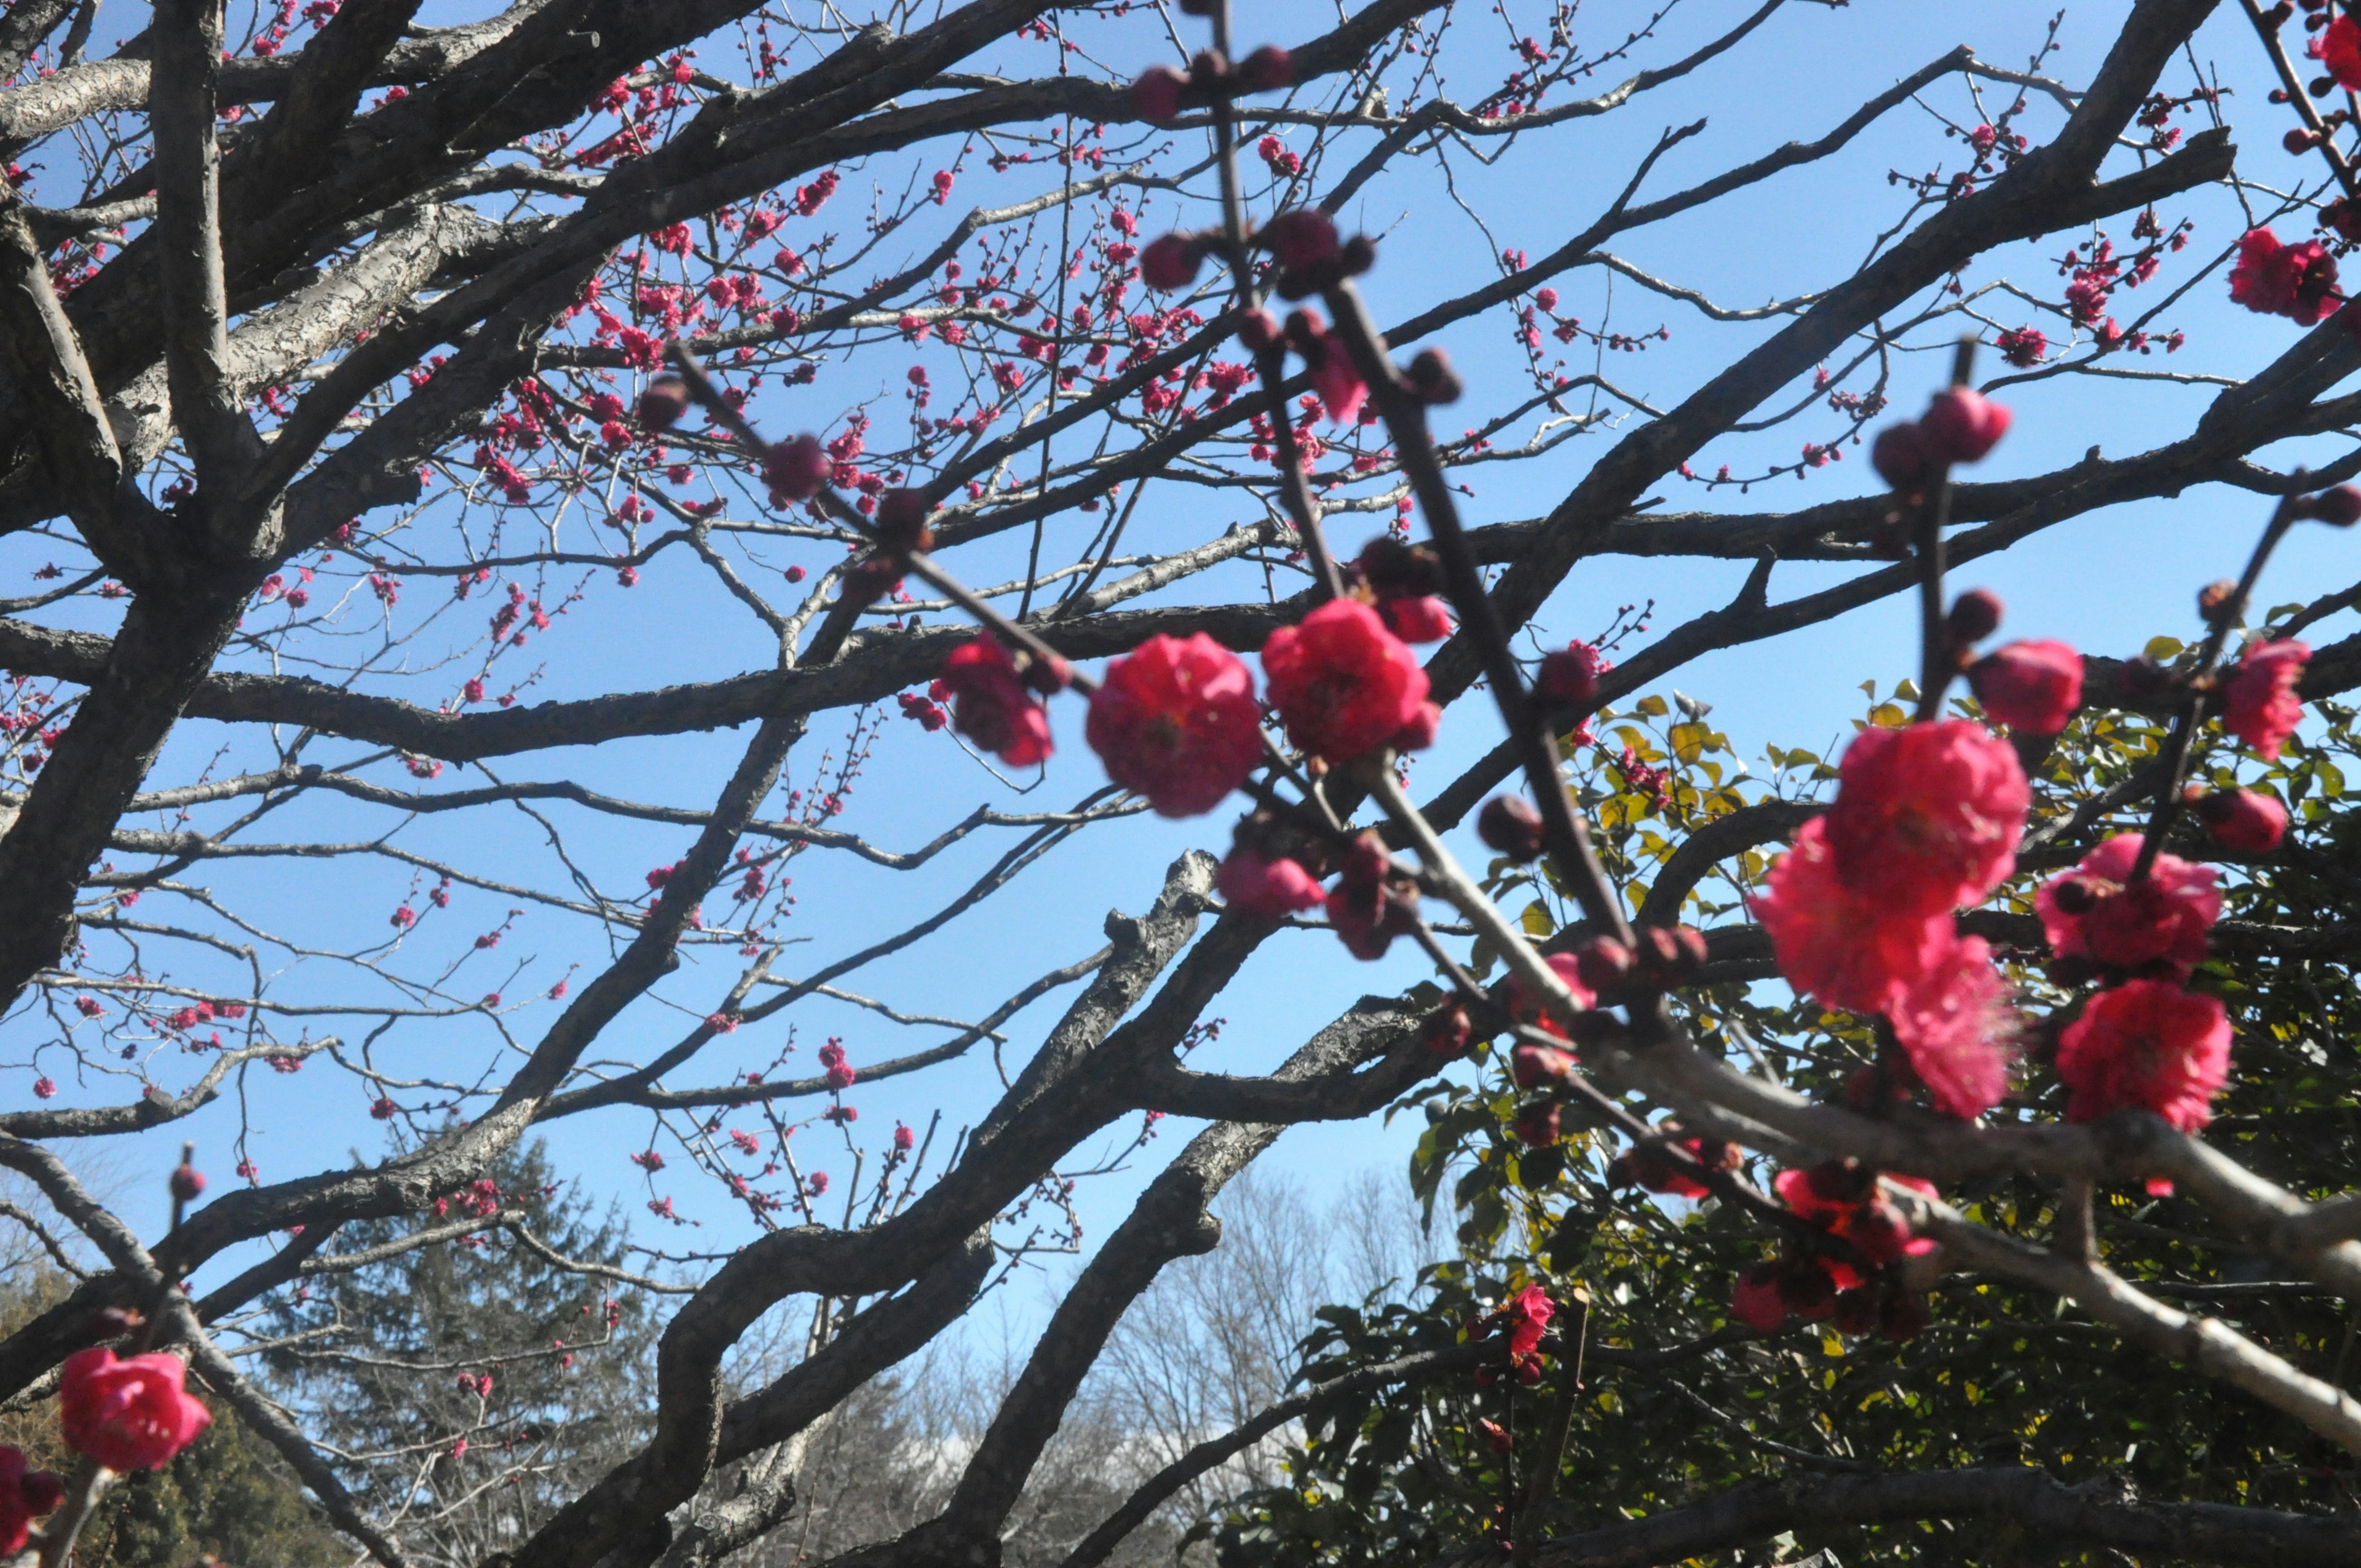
[
  {"left": 1886, "top": 936, "right": 2016, "bottom": 1119},
  {"left": 0, "top": 1447, "right": 62, "bottom": 1555},
  {"left": 1502, "top": 1284, "right": 1552, "bottom": 1359},
  {"left": 60, "top": 1348, "right": 213, "bottom": 1472},
  {"left": 1822, "top": 721, "right": 2028, "bottom": 917},
  {"left": 1751, "top": 817, "right": 1952, "bottom": 1014},
  {"left": 1918, "top": 388, "right": 2011, "bottom": 465},
  {"left": 2316, "top": 15, "right": 2361, "bottom": 91},
  {"left": 1086, "top": 634, "right": 1265, "bottom": 816},
  {"left": 1970, "top": 639, "right": 2082, "bottom": 734},
  {"left": 1138, "top": 234, "right": 1202, "bottom": 290},
  {"left": 1380, "top": 595, "right": 1453, "bottom": 643},
  {"left": 2037, "top": 834, "right": 2218, "bottom": 976},
  {"left": 1730, "top": 1264, "right": 1796, "bottom": 1331},
  {"left": 1261, "top": 598, "right": 1431, "bottom": 762},
  {"left": 1508, "top": 952, "right": 1596, "bottom": 1036},
  {"left": 1216, "top": 849, "right": 1325, "bottom": 919},
  {"left": 1262, "top": 209, "right": 1342, "bottom": 273},
  {"left": 2194, "top": 788, "right": 2287, "bottom": 853},
  {"left": 762, "top": 435, "right": 829, "bottom": 502},
  {"left": 2222, "top": 638, "right": 2309, "bottom": 761},
  {"left": 1307, "top": 332, "right": 1366, "bottom": 425},
  {"left": 2054, "top": 979, "right": 2231, "bottom": 1133},
  {"left": 938, "top": 637, "right": 1053, "bottom": 767},
  {"left": 1129, "top": 65, "right": 1187, "bottom": 123},
  {"left": 2228, "top": 228, "right": 2343, "bottom": 325}
]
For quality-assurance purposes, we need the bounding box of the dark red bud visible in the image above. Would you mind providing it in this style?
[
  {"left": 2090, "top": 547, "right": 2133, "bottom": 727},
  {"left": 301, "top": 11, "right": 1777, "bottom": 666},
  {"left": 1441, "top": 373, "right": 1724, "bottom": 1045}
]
[
  {"left": 2307, "top": 485, "right": 2361, "bottom": 526},
  {"left": 18, "top": 1470, "right": 62, "bottom": 1516},
  {"left": 1420, "top": 1002, "right": 1473, "bottom": 1056},
  {"left": 1536, "top": 646, "right": 1600, "bottom": 709},
  {"left": 170, "top": 1163, "right": 206, "bottom": 1202},
  {"left": 1139, "top": 232, "right": 1205, "bottom": 291},
  {"left": 1407, "top": 347, "right": 1462, "bottom": 405},
  {"left": 1945, "top": 587, "right": 2003, "bottom": 644},
  {"left": 636, "top": 375, "right": 690, "bottom": 430},
  {"left": 2197, "top": 579, "right": 2239, "bottom": 625},
  {"left": 1871, "top": 422, "right": 1932, "bottom": 489},
  {"left": 1918, "top": 387, "right": 2011, "bottom": 465},
  {"left": 762, "top": 434, "right": 829, "bottom": 502},
  {"left": 1570, "top": 936, "right": 1634, "bottom": 996},
  {"left": 1513, "top": 1102, "right": 1562, "bottom": 1147},
  {"left": 876, "top": 488, "right": 933, "bottom": 552},
  {"left": 1129, "top": 65, "right": 1188, "bottom": 123},
  {"left": 1236, "top": 307, "right": 1281, "bottom": 351},
  {"left": 1477, "top": 794, "right": 1545, "bottom": 861},
  {"left": 1021, "top": 652, "right": 1072, "bottom": 696},
  {"left": 1236, "top": 44, "right": 1293, "bottom": 91},
  {"left": 1338, "top": 234, "right": 1377, "bottom": 276}
]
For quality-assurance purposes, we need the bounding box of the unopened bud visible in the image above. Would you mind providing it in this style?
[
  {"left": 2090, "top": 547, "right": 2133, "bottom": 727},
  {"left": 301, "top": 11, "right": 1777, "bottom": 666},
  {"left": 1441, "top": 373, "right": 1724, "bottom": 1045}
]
[
  {"left": 1237, "top": 307, "right": 1281, "bottom": 351},
  {"left": 1021, "top": 651, "right": 1072, "bottom": 696},
  {"left": 1513, "top": 1102, "right": 1561, "bottom": 1147},
  {"left": 1870, "top": 422, "right": 1932, "bottom": 489},
  {"left": 1236, "top": 44, "right": 1293, "bottom": 91},
  {"left": 2049, "top": 876, "right": 2098, "bottom": 915},
  {"left": 2197, "top": 579, "right": 2240, "bottom": 626},
  {"left": 1536, "top": 643, "right": 1601, "bottom": 709},
  {"left": 1945, "top": 588, "right": 2003, "bottom": 645},
  {"left": 1477, "top": 794, "right": 1545, "bottom": 861},
  {"left": 1407, "top": 347, "right": 1463, "bottom": 405},
  {"left": 1635, "top": 924, "right": 1710, "bottom": 984},
  {"left": 1419, "top": 1002, "right": 1473, "bottom": 1056},
  {"left": 636, "top": 375, "right": 690, "bottom": 430},
  {"left": 875, "top": 488, "right": 933, "bottom": 553},
  {"left": 2287, "top": 127, "right": 2321, "bottom": 153},
  {"left": 1572, "top": 936, "right": 1634, "bottom": 994},
  {"left": 170, "top": 1163, "right": 206, "bottom": 1203},
  {"left": 2194, "top": 787, "right": 2288, "bottom": 853},
  {"left": 1918, "top": 387, "right": 2012, "bottom": 465},
  {"left": 762, "top": 434, "right": 829, "bottom": 502},
  {"left": 1139, "top": 232, "right": 1205, "bottom": 291},
  {"left": 2306, "top": 485, "right": 2361, "bottom": 526},
  {"left": 1338, "top": 234, "right": 1377, "bottom": 276}
]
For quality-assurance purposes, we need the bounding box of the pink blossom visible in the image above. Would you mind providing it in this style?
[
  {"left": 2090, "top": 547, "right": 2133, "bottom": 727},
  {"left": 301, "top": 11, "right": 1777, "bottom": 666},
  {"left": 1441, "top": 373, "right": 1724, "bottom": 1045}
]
[
  {"left": 1752, "top": 817, "right": 1952, "bottom": 1014},
  {"left": 2055, "top": 979, "right": 2232, "bottom": 1132},
  {"left": 2037, "top": 834, "right": 2218, "bottom": 976},
  {"left": 1886, "top": 936, "right": 2017, "bottom": 1119},
  {"left": 2223, "top": 638, "right": 2309, "bottom": 761},
  {"left": 1822, "top": 721, "right": 2028, "bottom": 917}
]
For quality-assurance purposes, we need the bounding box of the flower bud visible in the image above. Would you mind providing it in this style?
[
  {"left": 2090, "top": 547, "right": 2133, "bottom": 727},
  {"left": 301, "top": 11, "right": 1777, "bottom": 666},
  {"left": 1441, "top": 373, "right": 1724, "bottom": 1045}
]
[
  {"left": 1476, "top": 794, "right": 1544, "bottom": 861},
  {"left": 1236, "top": 307, "right": 1281, "bottom": 351},
  {"left": 1634, "top": 924, "right": 1710, "bottom": 985},
  {"left": 1339, "top": 234, "right": 1377, "bottom": 276},
  {"left": 2194, "top": 787, "right": 2288, "bottom": 852},
  {"left": 1236, "top": 44, "right": 1293, "bottom": 90},
  {"left": 1511, "top": 1041, "right": 1575, "bottom": 1089},
  {"left": 169, "top": 1163, "right": 206, "bottom": 1203},
  {"left": 1870, "top": 421, "right": 1932, "bottom": 489},
  {"left": 1407, "top": 347, "right": 1463, "bottom": 404},
  {"left": 1918, "top": 387, "right": 2012, "bottom": 465},
  {"left": 1129, "top": 65, "right": 1188, "bottom": 123},
  {"left": 1536, "top": 642, "right": 1602, "bottom": 708},
  {"left": 1139, "top": 232, "right": 1204, "bottom": 290},
  {"left": 1358, "top": 534, "right": 1442, "bottom": 596},
  {"left": 875, "top": 488, "right": 933, "bottom": 553},
  {"left": 2286, "top": 127, "right": 2320, "bottom": 153},
  {"left": 1020, "top": 651, "right": 1072, "bottom": 696},
  {"left": 1572, "top": 936, "right": 1635, "bottom": 994},
  {"left": 636, "top": 374, "right": 690, "bottom": 430},
  {"left": 1420, "top": 1002, "right": 1473, "bottom": 1056},
  {"left": 2197, "top": 578, "right": 2240, "bottom": 626},
  {"left": 1260, "top": 208, "right": 1342, "bottom": 274},
  {"left": 1512, "top": 1102, "right": 1562, "bottom": 1147},
  {"left": 1945, "top": 587, "right": 2003, "bottom": 644},
  {"left": 1969, "top": 639, "right": 2083, "bottom": 734},
  {"left": 763, "top": 434, "right": 829, "bottom": 502},
  {"left": 2305, "top": 485, "right": 2361, "bottom": 526}
]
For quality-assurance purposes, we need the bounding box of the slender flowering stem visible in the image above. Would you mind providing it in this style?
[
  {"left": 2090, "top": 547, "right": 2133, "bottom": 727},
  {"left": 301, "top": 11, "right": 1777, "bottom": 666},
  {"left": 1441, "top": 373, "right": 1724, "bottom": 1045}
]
[
  {"left": 1319, "top": 283, "right": 1637, "bottom": 949},
  {"left": 2237, "top": 0, "right": 2361, "bottom": 198},
  {"left": 1204, "top": 0, "right": 1344, "bottom": 602},
  {"left": 1912, "top": 336, "right": 1979, "bottom": 722},
  {"left": 2130, "top": 491, "right": 2304, "bottom": 881}
]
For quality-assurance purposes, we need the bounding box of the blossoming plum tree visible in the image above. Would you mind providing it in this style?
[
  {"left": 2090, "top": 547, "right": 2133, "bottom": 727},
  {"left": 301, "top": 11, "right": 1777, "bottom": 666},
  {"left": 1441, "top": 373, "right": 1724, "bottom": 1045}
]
[{"left": 12, "top": 0, "right": 2361, "bottom": 1565}]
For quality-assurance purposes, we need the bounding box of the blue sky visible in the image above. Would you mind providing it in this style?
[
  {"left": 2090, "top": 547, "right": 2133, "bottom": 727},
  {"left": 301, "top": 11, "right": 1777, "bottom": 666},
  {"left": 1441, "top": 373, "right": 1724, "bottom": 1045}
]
[{"left": 19, "top": 0, "right": 2361, "bottom": 1345}]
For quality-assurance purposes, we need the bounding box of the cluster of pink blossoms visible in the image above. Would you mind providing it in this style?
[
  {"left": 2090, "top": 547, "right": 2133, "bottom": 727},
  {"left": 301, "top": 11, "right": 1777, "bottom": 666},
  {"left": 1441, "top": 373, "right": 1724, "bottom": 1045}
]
[{"left": 1752, "top": 719, "right": 2029, "bottom": 1119}]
